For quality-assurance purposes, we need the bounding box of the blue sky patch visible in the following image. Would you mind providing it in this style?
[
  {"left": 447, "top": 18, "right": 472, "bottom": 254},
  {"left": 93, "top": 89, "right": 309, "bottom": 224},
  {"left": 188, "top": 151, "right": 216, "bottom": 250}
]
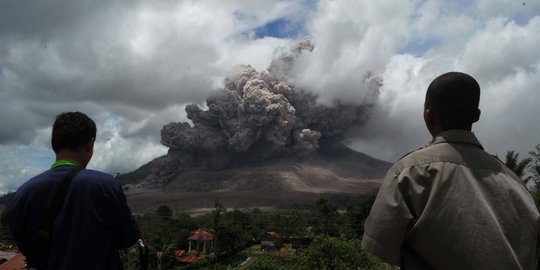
[
  {"left": 253, "top": 17, "right": 307, "bottom": 39},
  {"left": 399, "top": 37, "right": 440, "bottom": 56}
]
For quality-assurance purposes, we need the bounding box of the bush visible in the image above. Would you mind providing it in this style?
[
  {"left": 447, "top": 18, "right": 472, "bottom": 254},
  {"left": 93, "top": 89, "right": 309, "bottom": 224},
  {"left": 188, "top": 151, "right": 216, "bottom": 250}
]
[{"left": 298, "top": 236, "right": 378, "bottom": 270}]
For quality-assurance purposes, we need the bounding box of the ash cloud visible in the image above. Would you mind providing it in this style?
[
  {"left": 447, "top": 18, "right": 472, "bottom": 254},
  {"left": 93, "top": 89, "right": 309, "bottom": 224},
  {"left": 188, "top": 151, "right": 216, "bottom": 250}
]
[
  {"left": 155, "top": 39, "right": 382, "bottom": 177},
  {"left": 125, "top": 39, "right": 382, "bottom": 189}
]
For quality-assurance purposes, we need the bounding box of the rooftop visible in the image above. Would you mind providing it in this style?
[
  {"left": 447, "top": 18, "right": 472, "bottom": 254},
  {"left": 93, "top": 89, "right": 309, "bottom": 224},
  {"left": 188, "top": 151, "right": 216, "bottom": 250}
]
[
  {"left": 0, "top": 253, "right": 25, "bottom": 270},
  {"left": 187, "top": 229, "right": 213, "bottom": 241}
]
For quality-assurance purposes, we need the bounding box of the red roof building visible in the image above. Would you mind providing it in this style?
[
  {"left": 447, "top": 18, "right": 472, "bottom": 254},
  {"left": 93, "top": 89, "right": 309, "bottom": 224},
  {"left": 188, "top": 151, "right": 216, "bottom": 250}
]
[
  {"left": 187, "top": 229, "right": 214, "bottom": 254},
  {"left": 177, "top": 255, "right": 201, "bottom": 263},
  {"left": 174, "top": 250, "right": 186, "bottom": 257},
  {"left": 187, "top": 229, "right": 214, "bottom": 241},
  {"left": 0, "top": 253, "right": 25, "bottom": 270}
]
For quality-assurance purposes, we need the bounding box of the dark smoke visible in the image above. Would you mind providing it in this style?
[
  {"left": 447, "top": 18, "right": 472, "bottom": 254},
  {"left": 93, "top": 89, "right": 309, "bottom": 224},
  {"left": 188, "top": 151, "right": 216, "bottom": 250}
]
[{"left": 141, "top": 38, "right": 382, "bottom": 187}]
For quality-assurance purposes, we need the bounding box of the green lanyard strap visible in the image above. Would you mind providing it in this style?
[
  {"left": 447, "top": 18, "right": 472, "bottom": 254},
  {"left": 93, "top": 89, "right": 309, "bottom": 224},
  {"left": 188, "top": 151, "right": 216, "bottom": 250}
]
[{"left": 50, "top": 160, "right": 80, "bottom": 169}]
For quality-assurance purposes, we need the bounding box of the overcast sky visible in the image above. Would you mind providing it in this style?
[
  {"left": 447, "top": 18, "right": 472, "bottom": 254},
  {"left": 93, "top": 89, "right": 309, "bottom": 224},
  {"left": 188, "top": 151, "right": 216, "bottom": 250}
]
[{"left": 1, "top": 0, "right": 539, "bottom": 193}]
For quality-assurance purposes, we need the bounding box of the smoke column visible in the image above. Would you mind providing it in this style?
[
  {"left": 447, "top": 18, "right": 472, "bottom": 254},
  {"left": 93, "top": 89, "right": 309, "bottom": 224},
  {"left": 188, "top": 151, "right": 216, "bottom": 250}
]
[{"left": 158, "top": 38, "right": 382, "bottom": 173}]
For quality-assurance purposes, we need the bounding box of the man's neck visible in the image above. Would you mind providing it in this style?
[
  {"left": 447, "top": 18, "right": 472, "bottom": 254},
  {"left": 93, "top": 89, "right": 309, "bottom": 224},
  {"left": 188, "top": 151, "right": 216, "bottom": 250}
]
[
  {"left": 55, "top": 150, "right": 87, "bottom": 168},
  {"left": 431, "top": 124, "right": 472, "bottom": 137},
  {"left": 51, "top": 159, "right": 80, "bottom": 169}
]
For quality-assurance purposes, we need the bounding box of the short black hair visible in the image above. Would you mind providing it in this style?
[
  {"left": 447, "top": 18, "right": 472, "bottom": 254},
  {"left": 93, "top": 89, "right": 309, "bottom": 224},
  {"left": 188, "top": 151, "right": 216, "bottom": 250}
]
[
  {"left": 425, "top": 72, "right": 480, "bottom": 130},
  {"left": 51, "top": 112, "right": 96, "bottom": 153}
]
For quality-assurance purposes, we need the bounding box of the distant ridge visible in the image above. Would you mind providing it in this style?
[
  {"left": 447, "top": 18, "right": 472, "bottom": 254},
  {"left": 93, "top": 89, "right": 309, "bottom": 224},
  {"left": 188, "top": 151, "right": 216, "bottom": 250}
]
[
  {"left": 118, "top": 144, "right": 391, "bottom": 214},
  {"left": 0, "top": 192, "right": 15, "bottom": 208}
]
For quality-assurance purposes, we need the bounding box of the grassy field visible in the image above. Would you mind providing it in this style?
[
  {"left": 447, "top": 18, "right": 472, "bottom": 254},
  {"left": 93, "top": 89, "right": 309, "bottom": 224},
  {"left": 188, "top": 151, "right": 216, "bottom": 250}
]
[
  {"left": 236, "top": 244, "right": 301, "bottom": 270},
  {"left": 234, "top": 244, "right": 399, "bottom": 270}
]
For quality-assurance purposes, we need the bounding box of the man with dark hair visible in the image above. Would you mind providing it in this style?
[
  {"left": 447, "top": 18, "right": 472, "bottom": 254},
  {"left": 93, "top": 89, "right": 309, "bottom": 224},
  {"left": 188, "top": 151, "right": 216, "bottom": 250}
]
[
  {"left": 424, "top": 72, "right": 481, "bottom": 131},
  {"left": 362, "top": 72, "right": 540, "bottom": 269},
  {"left": 51, "top": 111, "right": 97, "bottom": 153},
  {"left": 9, "top": 112, "right": 138, "bottom": 270}
]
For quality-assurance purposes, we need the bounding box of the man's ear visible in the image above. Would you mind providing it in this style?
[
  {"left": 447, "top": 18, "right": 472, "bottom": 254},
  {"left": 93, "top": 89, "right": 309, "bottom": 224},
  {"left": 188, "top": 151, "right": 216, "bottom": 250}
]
[
  {"left": 84, "top": 138, "right": 95, "bottom": 152},
  {"left": 472, "top": 109, "right": 481, "bottom": 123},
  {"left": 424, "top": 107, "right": 433, "bottom": 126},
  {"left": 424, "top": 107, "right": 437, "bottom": 137}
]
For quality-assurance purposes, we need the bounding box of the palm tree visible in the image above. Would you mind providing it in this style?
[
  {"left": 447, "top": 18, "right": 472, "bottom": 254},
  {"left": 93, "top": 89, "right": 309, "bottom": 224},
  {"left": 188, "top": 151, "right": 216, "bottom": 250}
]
[
  {"left": 527, "top": 145, "right": 540, "bottom": 189},
  {"left": 504, "top": 150, "right": 532, "bottom": 180}
]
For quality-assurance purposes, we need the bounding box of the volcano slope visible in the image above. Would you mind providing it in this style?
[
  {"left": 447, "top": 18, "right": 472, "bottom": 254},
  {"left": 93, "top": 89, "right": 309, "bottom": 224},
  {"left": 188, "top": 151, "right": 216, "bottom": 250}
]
[{"left": 118, "top": 144, "right": 390, "bottom": 214}]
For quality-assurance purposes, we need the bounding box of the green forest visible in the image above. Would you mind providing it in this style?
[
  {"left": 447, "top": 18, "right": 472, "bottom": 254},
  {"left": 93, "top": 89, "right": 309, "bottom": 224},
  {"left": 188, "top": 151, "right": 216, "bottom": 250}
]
[
  {"left": 117, "top": 144, "right": 540, "bottom": 270},
  {"left": 118, "top": 195, "right": 389, "bottom": 270}
]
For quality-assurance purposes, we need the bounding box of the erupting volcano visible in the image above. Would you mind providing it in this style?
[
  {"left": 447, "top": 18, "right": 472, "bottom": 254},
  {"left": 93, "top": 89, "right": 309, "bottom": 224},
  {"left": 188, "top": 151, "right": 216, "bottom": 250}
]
[{"left": 119, "top": 39, "right": 390, "bottom": 214}]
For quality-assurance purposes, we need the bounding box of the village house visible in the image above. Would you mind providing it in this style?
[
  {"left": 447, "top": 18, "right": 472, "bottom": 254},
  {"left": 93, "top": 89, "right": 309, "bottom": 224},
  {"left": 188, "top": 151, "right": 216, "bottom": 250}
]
[
  {"left": 187, "top": 228, "right": 214, "bottom": 254},
  {"left": 260, "top": 231, "right": 282, "bottom": 251},
  {"left": 0, "top": 252, "right": 25, "bottom": 270}
]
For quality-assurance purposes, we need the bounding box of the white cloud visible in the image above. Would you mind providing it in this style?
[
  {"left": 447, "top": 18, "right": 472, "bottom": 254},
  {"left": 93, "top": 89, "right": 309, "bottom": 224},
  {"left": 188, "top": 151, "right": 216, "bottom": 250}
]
[
  {"left": 475, "top": 63, "right": 540, "bottom": 156},
  {"left": 476, "top": 0, "right": 540, "bottom": 20},
  {"left": 0, "top": 145, "right": 52, "bottom": 194},
  {"left": 89, "top": 117, "right": 168, "bottom": 175},
  {"left": 348, "top": 3, "right": 540, "bottom": 161},
  {"left": 291, "top": 0, "right": 414, "bottom": 104},
  {"left": 1, "top": 0, "right": 540, "bottom": 192},
  {"left": 457, "top": 17, "right": 540, "bottom": 82},
  {"left": 450, "top": 15, "right": 540, "bottom": 156},
  {"left": 350, "top": 54, "right": 433, "bottom": 161}
]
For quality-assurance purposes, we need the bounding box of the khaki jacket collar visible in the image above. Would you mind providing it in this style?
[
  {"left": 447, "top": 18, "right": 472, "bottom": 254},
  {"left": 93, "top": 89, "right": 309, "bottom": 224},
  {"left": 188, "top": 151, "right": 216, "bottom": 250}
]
[{"left": 430, "top": 129, "right": 484, "bottom": 150}]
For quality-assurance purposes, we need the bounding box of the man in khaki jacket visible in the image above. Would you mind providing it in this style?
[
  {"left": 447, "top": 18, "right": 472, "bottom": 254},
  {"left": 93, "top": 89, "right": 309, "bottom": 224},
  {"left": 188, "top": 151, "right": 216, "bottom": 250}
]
[{"left": 362, "top": 72, "right": 540, "bottom": 270}]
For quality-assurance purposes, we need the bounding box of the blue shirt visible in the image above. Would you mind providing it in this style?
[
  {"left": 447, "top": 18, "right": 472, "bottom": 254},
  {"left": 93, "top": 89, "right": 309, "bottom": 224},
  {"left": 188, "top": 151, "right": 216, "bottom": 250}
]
[{"left": 9, "top": 167, "right": 138, "bottom": 270}]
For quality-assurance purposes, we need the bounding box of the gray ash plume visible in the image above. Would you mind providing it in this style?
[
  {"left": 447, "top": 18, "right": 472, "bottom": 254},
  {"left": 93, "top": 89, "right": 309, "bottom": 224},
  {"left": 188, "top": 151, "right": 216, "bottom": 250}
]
[{"left": 142, "top": 38, "right": 382, "bottom": 187}]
